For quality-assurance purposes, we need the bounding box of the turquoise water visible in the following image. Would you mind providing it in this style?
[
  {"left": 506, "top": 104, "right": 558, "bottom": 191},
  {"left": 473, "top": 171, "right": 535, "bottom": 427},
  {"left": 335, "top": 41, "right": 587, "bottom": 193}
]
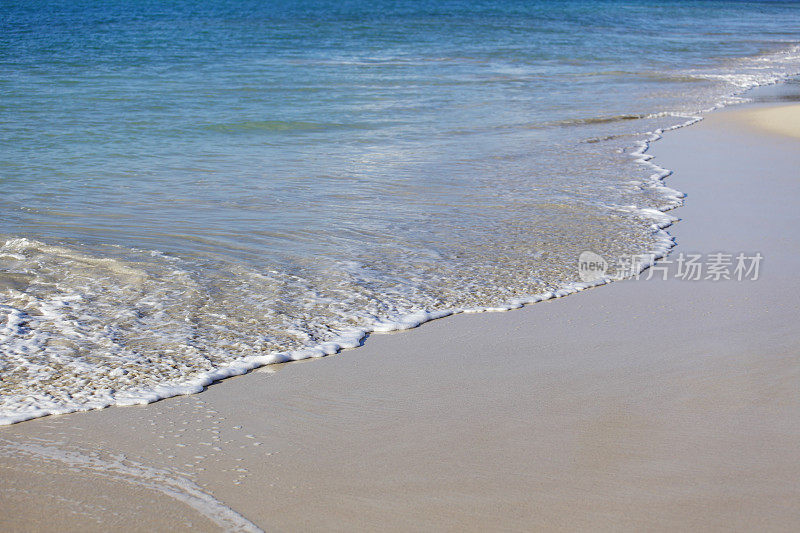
[{"left": 1, "top": 0, "right": 799, "bottom": 423}]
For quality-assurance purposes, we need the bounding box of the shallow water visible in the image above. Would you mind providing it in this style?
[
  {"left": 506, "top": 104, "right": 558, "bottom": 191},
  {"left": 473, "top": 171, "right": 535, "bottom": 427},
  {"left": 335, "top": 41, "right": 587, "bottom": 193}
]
[{"left": 1, "top": 0, "right": 799, "bottom": 423}]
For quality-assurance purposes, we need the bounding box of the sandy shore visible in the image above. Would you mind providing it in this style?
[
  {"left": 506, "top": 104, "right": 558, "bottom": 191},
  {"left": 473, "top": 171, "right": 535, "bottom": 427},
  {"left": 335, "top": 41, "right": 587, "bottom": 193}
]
[
  {"left": 2, "top": 101, "right": 800, "bottom": 532},
  {"left": 738, "top": 103, "right": 800, "bottom": 139}
]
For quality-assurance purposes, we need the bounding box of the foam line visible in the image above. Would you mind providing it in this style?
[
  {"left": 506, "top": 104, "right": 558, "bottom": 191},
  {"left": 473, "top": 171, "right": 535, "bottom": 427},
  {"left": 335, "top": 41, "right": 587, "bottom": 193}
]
[
  {"left": 1, "top": 45, "right": 799, "bottom": 426},
  {"left": 0, "top": 438, "right": 262, "bottom": 532}
]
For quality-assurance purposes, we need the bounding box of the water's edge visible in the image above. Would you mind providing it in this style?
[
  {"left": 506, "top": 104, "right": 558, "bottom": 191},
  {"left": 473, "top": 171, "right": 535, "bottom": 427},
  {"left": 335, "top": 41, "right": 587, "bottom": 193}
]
[{"left": 3, "top": 70, "right": 795, "bottom": 426}]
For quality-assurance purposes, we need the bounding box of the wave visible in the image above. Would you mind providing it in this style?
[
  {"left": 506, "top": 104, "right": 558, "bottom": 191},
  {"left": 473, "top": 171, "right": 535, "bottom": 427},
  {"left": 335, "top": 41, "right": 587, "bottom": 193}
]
[{"left": 1, "top": 43, "right": 799, "bottom": 425}]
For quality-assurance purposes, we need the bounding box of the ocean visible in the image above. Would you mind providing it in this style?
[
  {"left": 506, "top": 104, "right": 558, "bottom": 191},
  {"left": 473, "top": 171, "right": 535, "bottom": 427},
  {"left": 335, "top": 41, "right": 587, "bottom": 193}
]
[{"left": 1, "top": 0, "right": 799, "bottom": 423}]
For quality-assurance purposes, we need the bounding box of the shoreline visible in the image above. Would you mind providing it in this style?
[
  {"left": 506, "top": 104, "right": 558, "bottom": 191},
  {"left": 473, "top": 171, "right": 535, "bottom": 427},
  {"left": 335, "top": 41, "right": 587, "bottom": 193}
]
[
  {"left": 2, "top": 100, "right": 800, "bottom": 530},
  {"left": 0, "top": 78, "right": 793, "bottom": 427}
]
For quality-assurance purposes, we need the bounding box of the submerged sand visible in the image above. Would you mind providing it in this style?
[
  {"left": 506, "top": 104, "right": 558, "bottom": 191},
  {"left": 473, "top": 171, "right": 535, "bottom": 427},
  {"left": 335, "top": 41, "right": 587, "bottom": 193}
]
[{"left": 1, "top": 103, "right": 799, "bottom": 531}]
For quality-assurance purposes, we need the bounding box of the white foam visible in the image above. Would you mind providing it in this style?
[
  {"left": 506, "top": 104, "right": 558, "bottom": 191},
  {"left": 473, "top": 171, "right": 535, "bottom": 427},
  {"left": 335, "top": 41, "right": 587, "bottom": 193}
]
[
  {"left": 1, "top": 44, "right": 799, "bottom": 426},
  {"left": 0, "top": 438, "right": 261, "bottom": 532}
]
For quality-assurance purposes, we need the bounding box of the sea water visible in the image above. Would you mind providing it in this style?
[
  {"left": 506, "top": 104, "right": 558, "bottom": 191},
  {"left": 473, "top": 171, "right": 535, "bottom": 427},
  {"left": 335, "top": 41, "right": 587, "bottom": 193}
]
[{"left": 1, "top": 0, "right": 799, "bottom": 423}]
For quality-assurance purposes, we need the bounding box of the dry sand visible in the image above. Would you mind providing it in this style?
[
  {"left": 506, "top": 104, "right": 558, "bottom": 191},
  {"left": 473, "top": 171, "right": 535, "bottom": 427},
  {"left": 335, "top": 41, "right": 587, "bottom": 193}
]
[
  {"left": 1, "top": 103, "right": 799, "bottom": 532},
  {"left": 738, "top": 103, "right": 800, "bottom": 139}
]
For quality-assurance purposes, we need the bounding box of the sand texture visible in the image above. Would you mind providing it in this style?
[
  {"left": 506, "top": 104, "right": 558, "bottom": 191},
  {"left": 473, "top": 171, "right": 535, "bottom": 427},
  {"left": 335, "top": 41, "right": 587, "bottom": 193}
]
[{"left": 1, "top": 103, "right": 799, "bottom": 532}]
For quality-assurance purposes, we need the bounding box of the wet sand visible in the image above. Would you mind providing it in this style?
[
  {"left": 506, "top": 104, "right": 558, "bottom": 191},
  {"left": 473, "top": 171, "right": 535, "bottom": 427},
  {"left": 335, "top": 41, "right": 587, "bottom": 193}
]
[{"left": 1, "top": 103, "right": 799, "bottom": 532}]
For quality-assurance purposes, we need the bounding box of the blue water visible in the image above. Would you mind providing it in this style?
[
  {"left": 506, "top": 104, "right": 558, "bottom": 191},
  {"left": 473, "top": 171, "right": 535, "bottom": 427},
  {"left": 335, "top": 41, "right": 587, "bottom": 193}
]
[{"left": 1, "top": 0, "right": 799, "bottom": 423}]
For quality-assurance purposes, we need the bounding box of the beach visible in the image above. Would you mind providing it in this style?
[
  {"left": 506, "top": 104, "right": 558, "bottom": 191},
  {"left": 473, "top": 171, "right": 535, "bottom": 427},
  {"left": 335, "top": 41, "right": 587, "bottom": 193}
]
[
  {"left": 5, "top": 3, "right": 800, "bottom": 428},
  {"left": 1, "top": 100, "right": 799, "bottom": 531}
]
